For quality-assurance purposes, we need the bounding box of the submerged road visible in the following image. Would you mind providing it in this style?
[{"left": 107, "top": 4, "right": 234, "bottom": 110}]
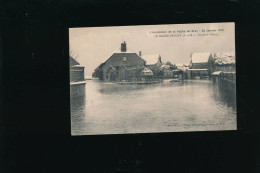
[{"left": 71, "top": 79, "right": 236, "bottom": 135}]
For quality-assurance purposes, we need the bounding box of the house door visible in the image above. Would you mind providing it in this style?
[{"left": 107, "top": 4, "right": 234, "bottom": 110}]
[{"left": 110, "top": 72, "right": 115, "bottom": 81}]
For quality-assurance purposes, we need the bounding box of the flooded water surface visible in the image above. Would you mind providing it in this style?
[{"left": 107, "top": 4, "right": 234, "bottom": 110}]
[{"left": 71, "top": 79, "right": 236, "bottom": 135}]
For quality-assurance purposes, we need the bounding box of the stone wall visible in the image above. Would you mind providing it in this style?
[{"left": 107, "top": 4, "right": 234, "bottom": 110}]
[{"left": 70, "top": 66, "right": 85, "bottom": 82}]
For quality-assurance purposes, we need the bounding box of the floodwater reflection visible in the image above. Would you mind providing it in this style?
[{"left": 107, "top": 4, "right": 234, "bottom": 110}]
[{"left": 70, "top": 79, "right": 236, "bottom": 135}]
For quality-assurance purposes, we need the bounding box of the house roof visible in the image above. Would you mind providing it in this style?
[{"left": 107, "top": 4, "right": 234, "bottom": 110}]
[
  {"left": 141, "top": 54, "right": 161, "bottom": 65},
  {"left": 191, "top": 53, "right": 211, "bottom": 63},
  {"left": 104, "top": 52, "right": 145, "bottom": 67},
  {"left": 70, "top": 56, "right": 80, "bottom": 66},
  {"left": 176, "top": 64, "right": 189, "bottom": 71},
  {"left": 212, "top": 71, "right": 222, "bottom": 75},
  {"left": 105, "top": 47, "right": 139, "bottom": 61},
  {"left": 113, "top": 47, "right": 136, "bottom": 53},
  {"left": 72, "top": 65, "right": 85, "bottom": 68},
  {"left": 214, "top": 52, "right": 235, "bottom": 65},
  {"left": 176, "top": 63, "right": 189, "bottom": 67}
]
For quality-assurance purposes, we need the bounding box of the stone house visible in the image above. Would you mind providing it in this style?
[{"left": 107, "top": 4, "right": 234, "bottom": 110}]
[{"left": 98, "top": 41, "right": 146, "bottom": 82}]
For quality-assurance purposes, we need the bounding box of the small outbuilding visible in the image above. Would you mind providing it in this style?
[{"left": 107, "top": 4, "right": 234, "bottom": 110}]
[{"left": 141, "top": 68, "right": 153, "bottom": 76}]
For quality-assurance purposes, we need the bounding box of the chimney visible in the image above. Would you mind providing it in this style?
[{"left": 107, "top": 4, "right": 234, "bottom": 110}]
[
  {"left": 139, "top": 51, "right": 142, "bottom": 57},
  {"left": 121, "top": 41, "right": 127, "bottom": 52}
]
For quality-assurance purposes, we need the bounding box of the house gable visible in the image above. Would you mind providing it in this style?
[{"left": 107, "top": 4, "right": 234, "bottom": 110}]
[{"left": 103, "top": 53, "right": 145, "bottom": 69}]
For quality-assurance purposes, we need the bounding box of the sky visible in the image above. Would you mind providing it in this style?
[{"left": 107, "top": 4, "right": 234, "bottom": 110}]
[{"left": 69, "top": 22, "right": 235, "bottom": 77}]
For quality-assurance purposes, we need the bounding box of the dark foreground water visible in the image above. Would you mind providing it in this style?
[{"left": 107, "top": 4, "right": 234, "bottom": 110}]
[{"left": 71, "top": 79, "right": 236, "bottom": 135}]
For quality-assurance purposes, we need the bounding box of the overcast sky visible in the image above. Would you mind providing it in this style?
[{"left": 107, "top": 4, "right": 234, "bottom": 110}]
[{"left": 69, "top": 22, "right": 235, "bottom": 77}]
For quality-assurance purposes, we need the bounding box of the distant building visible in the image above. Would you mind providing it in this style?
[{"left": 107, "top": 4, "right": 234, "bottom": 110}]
[
  {"left": 141, "top": 54, "right": 164, "bottom": 78},
  {"left": 175, "top": 64, "right": 190, "bottom": 79},
  {"left": 159, "top": 64, "right": 173, "bottom": 78},
  {"left": 175, "top": 63, "right": 189, "bottom": 71},
  {"left": 188, "top": 52, "right": 235, "bottom": 78},
  {"left": 189, "top": 52, "right": 213, "bottom": 78},
  {"left": 70, "top": 56, "right": 85, "bottom": 82},
  {"left": 212, "top": 52, "right": 236, "bottom": 72},
  {"left": 210, "top": 52, "right": 236, "bottom": 86},
  {"left": 190, "top": 52, "right": 213, "bottom": 69}
]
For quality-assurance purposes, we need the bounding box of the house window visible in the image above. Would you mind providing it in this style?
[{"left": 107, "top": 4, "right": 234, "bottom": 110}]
[{"left": 123, "top": 57, "right": 127, "bottom": 61}]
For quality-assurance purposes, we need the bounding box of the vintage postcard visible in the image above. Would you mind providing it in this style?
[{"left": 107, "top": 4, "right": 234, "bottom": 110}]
[{"left": 69, "top": 22, "right": 236, "bottom": 135}]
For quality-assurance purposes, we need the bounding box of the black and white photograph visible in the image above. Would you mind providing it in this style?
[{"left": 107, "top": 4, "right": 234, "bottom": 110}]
[
  {"left": 69, "top": 22, "right": 236, "bottom": 135},
  {"left": 3, "top": 0, "right": 260, "bottom": 172}
]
